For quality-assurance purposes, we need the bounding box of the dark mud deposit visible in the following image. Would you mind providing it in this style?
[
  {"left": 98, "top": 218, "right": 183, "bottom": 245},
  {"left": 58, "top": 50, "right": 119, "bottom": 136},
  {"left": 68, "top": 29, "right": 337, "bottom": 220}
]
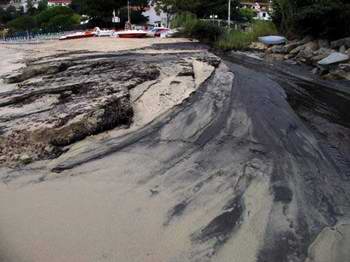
[{"left": 1, "top": 43, "right": 350, "bottom": 262}]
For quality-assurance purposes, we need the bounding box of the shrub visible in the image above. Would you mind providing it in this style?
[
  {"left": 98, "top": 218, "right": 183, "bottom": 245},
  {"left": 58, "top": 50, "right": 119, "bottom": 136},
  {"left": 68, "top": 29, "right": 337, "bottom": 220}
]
[
  {"left": 216, "top": 30, "right": 252, "bottom": 50},
  {"left": 172, "top": 12, "right": 223, "bottom": 43},
  {"left": 189, "top": 20, "right": 223, "bottom": 43},
  {"left": 215, "top": 21, "right": 277, "bottom": 50},
  {"left": 171, "top": 12, "right": 197, "bottom": 29},
  {"left": 250, "top": 21, "right": 277, "bottom": 39},
  {"left": 46, "top": 14, "right": 80, "bottom": 31}
]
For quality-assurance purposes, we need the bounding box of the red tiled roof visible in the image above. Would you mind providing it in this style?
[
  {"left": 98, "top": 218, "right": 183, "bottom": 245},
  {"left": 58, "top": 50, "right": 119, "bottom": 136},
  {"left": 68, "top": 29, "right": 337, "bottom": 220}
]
[{"left": 48, "top": 0, "right": 71, "bottom": 3}]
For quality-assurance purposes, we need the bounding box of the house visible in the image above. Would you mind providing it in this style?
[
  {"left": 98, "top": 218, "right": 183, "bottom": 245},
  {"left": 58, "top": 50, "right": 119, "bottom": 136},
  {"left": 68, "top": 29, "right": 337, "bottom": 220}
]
[
  {"left": 241, "top": 1, "right": 272, "bottom": 21},
  {"left": 1, "top": 0, "right": 39, "bottom": 12},
  {"left": 47, "top": 0, "right": 71, "bottom": 7}
]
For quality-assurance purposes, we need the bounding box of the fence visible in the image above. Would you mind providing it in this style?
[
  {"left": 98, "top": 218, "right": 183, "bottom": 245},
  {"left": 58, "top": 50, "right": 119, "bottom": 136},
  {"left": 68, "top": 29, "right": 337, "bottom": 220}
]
[{"left": 0, "top": 30, "right": 74, "bottom": 43}]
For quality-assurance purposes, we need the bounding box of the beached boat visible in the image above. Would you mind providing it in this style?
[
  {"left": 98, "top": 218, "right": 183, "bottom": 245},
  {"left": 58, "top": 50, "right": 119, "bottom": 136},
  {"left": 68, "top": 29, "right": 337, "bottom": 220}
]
[
  {"left": 95, "top": 27, "right": 115, "bottom": 37},
  {"left": 114, "top": 30, "right": 148, "bottom": 38},
  {"left": 59, "top": 31, "right": 95, "bottom": 40},
  {"left": 258, "top": 35, "right": 286, "bottom": 45}
]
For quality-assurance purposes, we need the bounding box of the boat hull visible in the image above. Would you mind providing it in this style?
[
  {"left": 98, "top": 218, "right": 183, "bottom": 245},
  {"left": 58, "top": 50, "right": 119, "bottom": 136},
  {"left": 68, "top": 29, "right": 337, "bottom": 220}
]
[
  {"left": 258, "top": 36, "right": 286, "bottom": 45},
  {"left": 59, "top": 33, "right": 95, "bottom": 41},
  {"left": 117, "top": 33, "right": 147, "bottom": 38}
]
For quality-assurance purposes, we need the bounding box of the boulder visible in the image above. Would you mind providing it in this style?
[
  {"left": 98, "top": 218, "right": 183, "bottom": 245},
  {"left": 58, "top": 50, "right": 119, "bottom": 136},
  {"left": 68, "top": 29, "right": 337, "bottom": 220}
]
[
  {"left": 339, "top": 63, "right": 350, "bottom": 72},
  {"left": 284, "top": 53, "right": 296, "bottom": 60},
  {"left": 19, "top": 154, "right": 32, "bottom": 165},
  {"left": 296, "top": 42, "right": 319, "bottom": 64},
  {"left": 265, "top": 53, "right": 285, "bottom": 62},
  {"left": 290, "top": 45, "right": 305, "bottom": 55},
  {"left": 310, "top": 48, "right": 333, "bottom": 65},
  {"left": 339, "top": 45, "right": 347, "bottom": 53},
  {"left": 318, "top": 52, "right": 350, "bottom": 68},
  {"left": 331, "top": 37, "right": 350, "bottom": 49},
  {"left": 304, "top": 41, "right": 319, "bottom": 51},
  {"left": 284, "top": 42, "right": 301, "bottom": 53},
  {"left": 248, "top": 42, "right": 268, "bottom": 51},
  {"left": 271, "top": 45, "right": 287, "bottom": 54},
  {"left": 315, "top": 48, "right": 333, "bottom": 56},
  {"left": 323, "top": 69, "right": 350, "bottom": 80},
  {"left": 299, "top": 35, "right": 314, "bottom": 45},
  {"left": 318, "top": 39, "right": 330, "bottom": 48},
  {"left": 311, "top": 54, "right": 329, "bottom": 65}
]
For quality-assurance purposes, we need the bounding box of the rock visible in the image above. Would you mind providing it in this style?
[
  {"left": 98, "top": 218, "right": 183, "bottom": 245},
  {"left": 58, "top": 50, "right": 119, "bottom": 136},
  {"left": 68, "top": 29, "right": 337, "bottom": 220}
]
[
  {"left": 271, "top": 45, "right": 287, "bottom": 54},
  {"left": 19, "top": 154, "right": 32, "bottom": 165},
  {"left": 304, "top": 41, "right": 319, "bottom": 51},
  {"left": 0, "top": 51, "right": 218, "bottom": 167},
  {"left": 310, "top": 49, "right": 333, "bottom": 65},
  {"left": 339, "top": 63, "right": 350, "bottom": 71},
  {"left": 290, "top": 45, "right": 305, "bottom": 55},
  {"left": 318, "top": 52, "right": 350, "bottom": 68},
  {"left": 339, "top": 45, "right": 347, "bottom": 53},
  {"left": 299, "top": 35, "right": 314, "bottom": 45},
  {"left": 248, "top": 42, "right": 267, "bottom": 51},
  {"left": 315, "top": 48, "right": 333, "bottom": 56},
  {"left": 331, "top": 37, "right": 350, "bottom": 49},
  {"left": 265, "top": 53, "right": 285, "bottom": 62},
  {"left": 311, "top": 55, "right": 328, "bottom": 65},
  {"left": 311, "top": 67, "right": 320, "bottom": 75},
  {"left": 296, "top": 42, "right": 319, "bottom": 65},
  {"left": 318, "top": 39, "right": 330, "bottom": 48},
  {"left": 265, "top": 47, "right": 273, "bottom": 54},
  {"left": 284, "top": 53, "right": 296, "bottom": 60},
  {"left": 322, "top": 69, "right": 350, "bottom": 80},
  {"left": 284, "top": 42, "right": 300, "bottom": 53}
]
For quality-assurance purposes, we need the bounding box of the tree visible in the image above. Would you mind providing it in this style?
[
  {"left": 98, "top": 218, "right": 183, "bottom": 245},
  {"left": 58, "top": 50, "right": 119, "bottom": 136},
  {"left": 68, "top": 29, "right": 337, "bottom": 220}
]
[
  {"left": 35, "top": 6, "right": 81, "bottom": 31},
  {"left": 272, "top": 0, "right": 350, "bottom": 39},
  {"left": 26, "top": 0, "right": 38, "bottom": 15},
  {"left": 239, "top": 8, "right": 257, "bottom": 23},
  {"left": 38, "top": 0, "right": 48, "bottom": 12},
  {"left": 7, "top": 15, "right": 36, "bottom": 31}
]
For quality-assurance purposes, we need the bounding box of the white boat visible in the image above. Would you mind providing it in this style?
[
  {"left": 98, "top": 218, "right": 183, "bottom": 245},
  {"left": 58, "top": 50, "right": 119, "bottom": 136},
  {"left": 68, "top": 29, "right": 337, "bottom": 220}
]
[
  {"left": 113, "top": 30, "right": 148, "bottom": 38},
  {"left": 59, "top": 31, "right": 96, "bottom": 40},
  {"left": 258, "top": 35, "right": 287, "bottom": 45},
  {"left": 95, "top": 27, "right": 115, "bottom": 37}
]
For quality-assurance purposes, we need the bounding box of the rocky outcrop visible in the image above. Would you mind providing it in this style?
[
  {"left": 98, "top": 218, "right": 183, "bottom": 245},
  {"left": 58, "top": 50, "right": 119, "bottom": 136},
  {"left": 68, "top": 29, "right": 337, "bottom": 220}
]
[
  {"left": 0, "top": 51, "right": 220, "bottom": 167},
  {"left": 252, "top": 35, "right": 350, "bottom": 80}
]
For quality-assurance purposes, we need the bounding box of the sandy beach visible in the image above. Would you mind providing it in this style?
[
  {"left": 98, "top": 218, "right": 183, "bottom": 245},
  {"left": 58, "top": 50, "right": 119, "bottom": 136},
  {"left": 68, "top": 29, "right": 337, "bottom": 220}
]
[{"left": 1, "top": 37, "right": 350, "bottom": 262}]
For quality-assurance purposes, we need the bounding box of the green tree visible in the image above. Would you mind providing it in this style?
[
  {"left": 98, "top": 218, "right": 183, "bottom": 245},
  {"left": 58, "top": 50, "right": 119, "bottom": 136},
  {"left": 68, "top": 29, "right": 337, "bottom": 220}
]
[
  {"left": 35, "top": 6, "right": 80, "bottom": 31},
  {"left": 26, "top": 0, "right": 38, "bottom": 16},
  {"left": 239, "top": 8, "right": 256, "bottom": 23},
  {"left": 272, "top": 0, "right": 350, "bottom": 39},
  {"left": 7, "top": 15, "right": 36, "bottom": 31},
  {"left": 38, "top": 0, "right": 48, "bottom": 12}
]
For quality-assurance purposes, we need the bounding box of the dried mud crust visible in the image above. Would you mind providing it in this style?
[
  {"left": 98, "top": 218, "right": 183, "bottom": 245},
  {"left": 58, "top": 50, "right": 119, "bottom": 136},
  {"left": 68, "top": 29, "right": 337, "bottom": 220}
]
[{"left": 0, "top": 51, "right": 220, "bottom": 167}]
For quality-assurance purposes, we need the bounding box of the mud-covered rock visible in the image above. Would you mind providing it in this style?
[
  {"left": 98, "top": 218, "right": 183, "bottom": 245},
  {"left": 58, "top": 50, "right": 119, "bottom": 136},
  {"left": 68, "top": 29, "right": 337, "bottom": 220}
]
[{"left": 0, "top": 51, "right": 219, "bottom": 167}]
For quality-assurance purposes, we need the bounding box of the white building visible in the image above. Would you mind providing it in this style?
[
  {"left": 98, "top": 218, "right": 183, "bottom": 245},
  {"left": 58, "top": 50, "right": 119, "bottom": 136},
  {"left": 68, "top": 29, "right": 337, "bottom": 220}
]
[
  {"left": 142, "top": 3, "right": 169, "bottom": 27},
  {"left": 22, "top": 0, "right": 39, "bottom": 12},
  {"left": 47, "top": 0, "right": 71, "bottom": 8}
]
